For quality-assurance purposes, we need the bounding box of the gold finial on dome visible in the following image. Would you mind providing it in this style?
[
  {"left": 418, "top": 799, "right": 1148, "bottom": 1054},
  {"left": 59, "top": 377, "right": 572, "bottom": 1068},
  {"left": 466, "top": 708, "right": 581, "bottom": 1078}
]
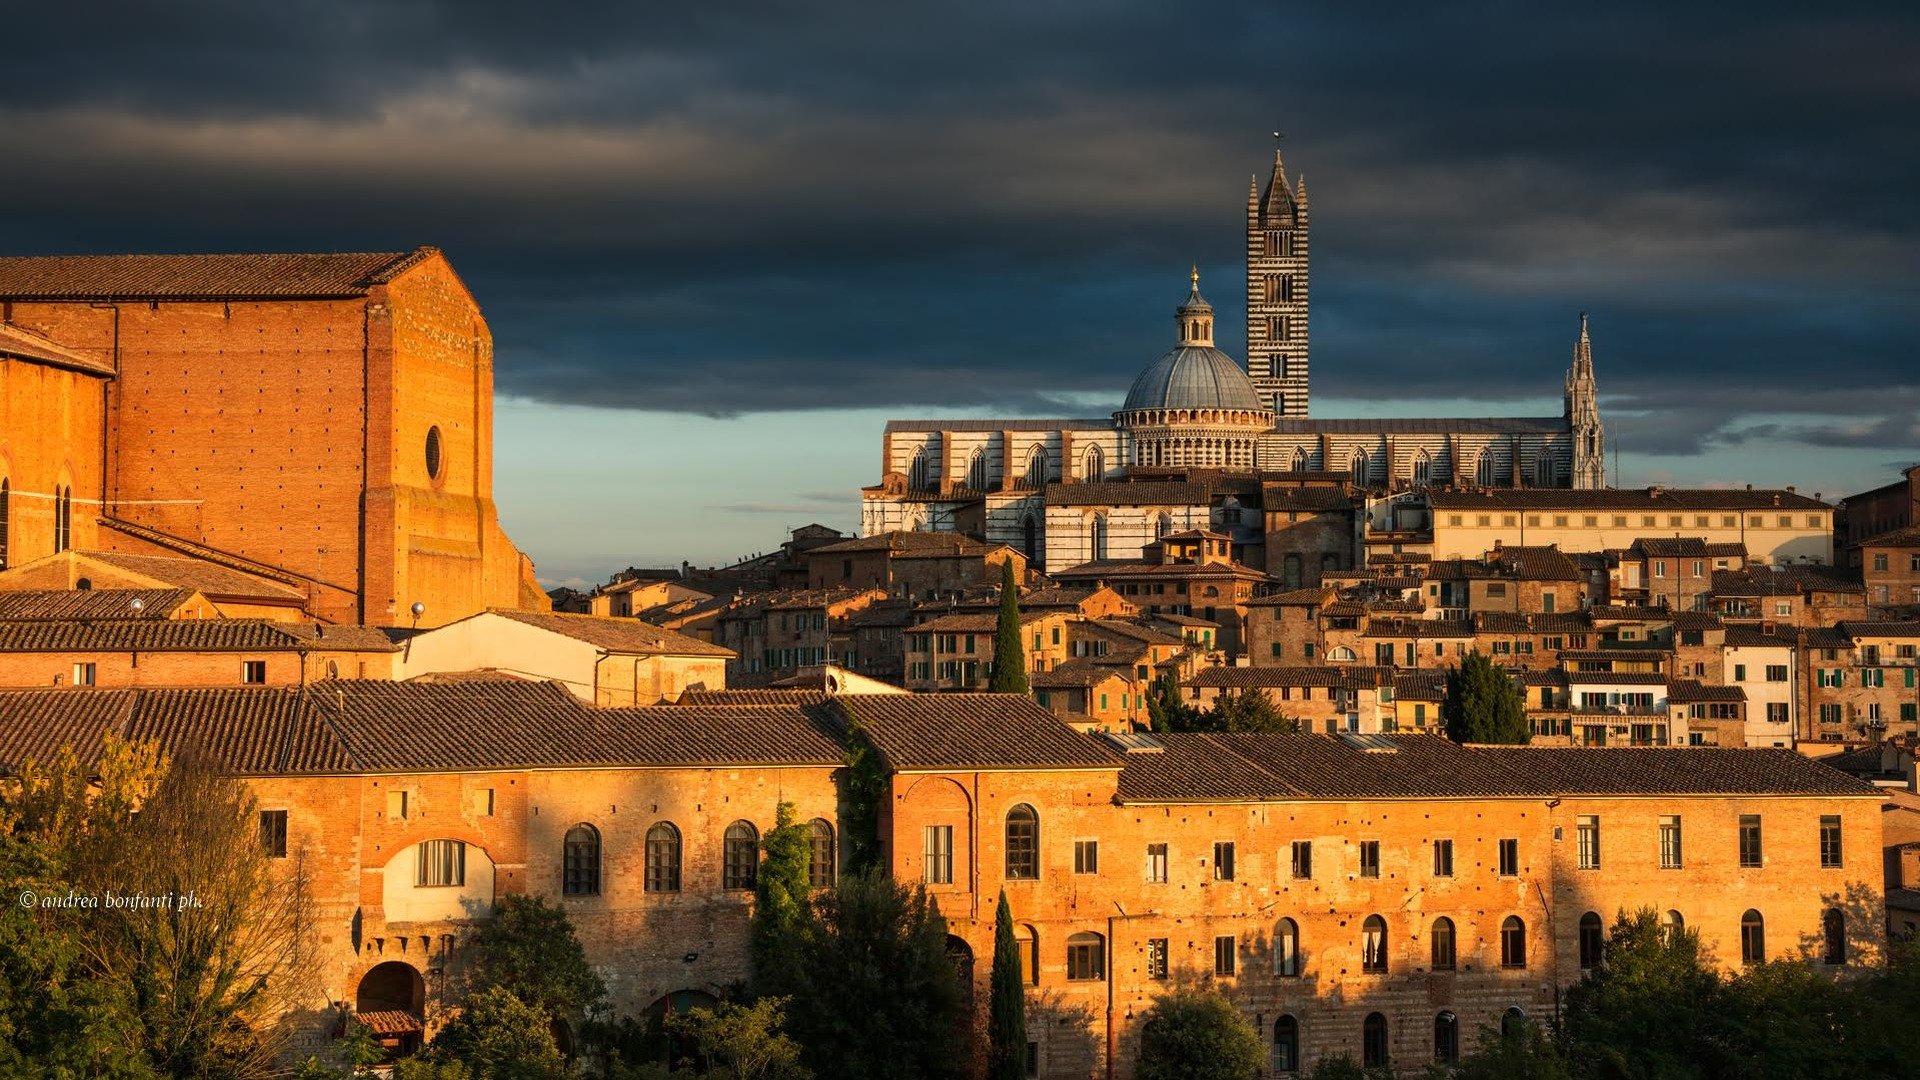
[{"left": 1190, "top": 263, "right": 1200, "bottom": 288}]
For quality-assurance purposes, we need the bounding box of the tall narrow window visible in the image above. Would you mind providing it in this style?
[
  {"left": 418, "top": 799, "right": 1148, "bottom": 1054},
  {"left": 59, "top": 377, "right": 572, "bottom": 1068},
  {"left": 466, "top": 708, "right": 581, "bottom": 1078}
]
[
  {"left": 1500, "top": 916, "right": 1527, "bottom": 969},
  {"left": 1820, "top": 815, "right": 1843, "bottom": 868},
  {"left": 808, "top": 819, "right": 836, "bottom": 887},
  {"left": 1065, "top": 932, "right": 1105, "bottom": 981},
  {"left": 1432, "top": 839, "right": 1453, "bottom": 878},
  {"left": 563, "top": 824, "right": 601, "bottom": 896},
  {"left": 1350, "top": 452, "right": 1369, "bottom": 488},
  {"left": 1361, "top": 915, "right": 1387, "bottom": 973},
  {"left": 1578, "top": 912, "right": 1604, "bottom": 969},
  {"left": 1145, "top": 936, "right": 1168, "bottom": 980},
  {"left": 1577, "top": 816, "right": 1600, "bottom": 870},
  {"left": 1213, "top": 935, "right": 1237, "bottom": 977},
  {"left": 1082, "top": 445, "right": 1104, "bottom": 482},
  {"left": 1213, "top": 841, "right": 1236, "bottom": 881},
  {"left": 1740, "top": 909, "right": 1765, "bottom": 965},
  {"left": 1663, "top": 910, "right": 1685, "bottom": 943},
  {"left": 1290, "top": 840, "right": 1312, "bottom": 880},
  {"left": 1659, "top": 816, "right": 1683, "bottom": 869},
  {"left": 1015, "top": 924, "right": 1040, "bottom": 985},
  {"left": 1359, "top": 839, "right": 1380, "bottom": 878},
  {"left": 924, "top": 825, "right": 954, "bottom": 885},
  {"left": 1023, "top": 446, "right": 1048, "bottom": 490},
  {"left": 1089, "top": 514, "right": 1108, "bottom": 560},
  {"left": 1823, "top": 909, "right": 1846, "bottom": 965},
  {"left": 967, "top": 448, "right": 988, "bottom": 491},
  {"left": 1273, "top": 1015, "right": 1300, "bottom": 1074},
  {"left": 258, "top": 810, "right": 288, "bottom": 858},
  {"left": 0, "top": 478, "right": 9, "bottom": 569},
  {"left": 1739, "top": 815, "right": 1763, "bottom": 868},
  {"left": 1434, "top": 1012, "right": 1459, "bottom": 1063},
  {"left": 723, "top": 821, "right": 760, "bottom": 890},
  {"left": 1477, "top": 452, "right": 1499, "bottom": 487},
  {"left": 1006, "top": 804, "right": 1039, "bottom": 880},
  {"left": 1498, "top": 838, "right": 1519, "bottom": 876},
  {"left": 1272, "top": 918, "right": 1301, "bottom": 976},
  {"left": 1145, "top": 843, "right": 1168, "bottom": 884},
  {"left": 908, "top": 447, "right": 930, "bottom": 491},
  {"left": 1430, "top": 917, "right": 1455, "bottom": 971},
  {"left": 645, "top": 822, "right": 682, "bottom": 892},
  {"left": 1362, "top": 1012, "right": 1389, "bottom": 1068}
]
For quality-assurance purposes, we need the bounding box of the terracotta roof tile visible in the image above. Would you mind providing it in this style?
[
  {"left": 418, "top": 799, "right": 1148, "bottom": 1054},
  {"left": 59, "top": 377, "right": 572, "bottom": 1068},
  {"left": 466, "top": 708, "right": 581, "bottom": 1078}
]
[
  {"left": 0, "top": 248, "right": 434, "bottom": 300},
  {"left": 0, "top": 619, "right": 396, "bottom": 653},
  {"left": 831, "top": 694, "right": 1118, "bottom": 771},
  {"left": 0, "top": 322, "right": 115, "bottom": 375},
  {"left": 482, "top": 609, "right": 734, "bottom": 657},
  {"left": 68, "top": 551, "right": 307, "bottom": 601},
  {"left": 0, "top": 588, "right": 195, "bottom": 621}
]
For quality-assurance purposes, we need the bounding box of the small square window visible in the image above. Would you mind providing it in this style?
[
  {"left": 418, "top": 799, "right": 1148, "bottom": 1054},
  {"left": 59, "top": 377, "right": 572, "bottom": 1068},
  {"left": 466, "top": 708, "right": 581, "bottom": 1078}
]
[{"left": 242, "top": 660, "right": 268, "bottom": 684}]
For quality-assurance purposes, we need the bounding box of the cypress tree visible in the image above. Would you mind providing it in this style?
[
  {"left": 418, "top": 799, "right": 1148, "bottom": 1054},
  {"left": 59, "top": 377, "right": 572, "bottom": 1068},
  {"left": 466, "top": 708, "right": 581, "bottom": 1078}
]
[
  {"left": 1442, "top": 649, "right": 1531, "bottom": 744},
  {"left": 989, "top": 559, "right": 1029, "bottom": 694},
  {"left": 987, "top": 892, "right": 1027, "bottom": 1080},
  {"left": 750, "top": 801, "right": 813, "bottom": 997}
]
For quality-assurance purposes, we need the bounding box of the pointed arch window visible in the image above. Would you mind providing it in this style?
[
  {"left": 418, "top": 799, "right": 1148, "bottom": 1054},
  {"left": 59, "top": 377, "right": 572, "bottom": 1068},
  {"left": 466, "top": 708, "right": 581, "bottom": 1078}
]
[
  {"left": 563, "top": 824, "right": 601, "bottom": 896},
  {"left": 1006, "top": 804, "right": 1039, "bottom": 880},
  {"left": 908, "top": 447, "right": 930, "bottom": 491},
  {"left": 1291, "top": 446, "right": 1308, "bottom": 472},
  {"left": 1477, "top": 451, "right": 1499, "bottom": 487},
  {"left": 1089, "top": 514, "right": 1108, "bottom": 561},
  {"left": 54, "top": 485, "right": 72, "bottom": 553},
  {"left": 723, "top": 821, "right": 760, "bottom": 890},
  {"left": 1534, "top": 454, "right": 1555, "bottom": 488},
  {"left": 1083, "top": 445, "right": 1104, "bottom": 482},
  {"left": 967, "top": 449, "right": 988, "bottom": 492},
  {"left": 1350, "top": 452, "right": 1369, "bottom": 488},
  {"left": 645, "top": 822, "right": 681, "bottom": 892},
  {"left": 1412, "top": 450, "right": 1433, "bottom": 488},
  {"left": 0, "top": 477, "right": 9, "bottom": 570},
  {"left": 1155, "top": 513, "right": 1174, "bottom": 540},
  {"left": 1022, "top": 446, "right": 1048, "bottom": 490}
]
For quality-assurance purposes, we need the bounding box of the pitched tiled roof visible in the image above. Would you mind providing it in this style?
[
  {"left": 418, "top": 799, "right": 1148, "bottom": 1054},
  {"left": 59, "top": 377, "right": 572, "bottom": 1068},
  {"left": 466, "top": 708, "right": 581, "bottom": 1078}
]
[
  {"left": 1858, "top": 525, "right": 1920, "bottom": 549},
  {"left": 1429, "top": 488, "right": 1831, "bottom": 512},
  {"left": 1393, "top": 671, "right": 1447, "bottom": 700},
  {"left": 69, "top": 551, "right": 307, "bottom": 601},
  {"left": 1489, "top": 546, "right": 1583, "bottom": 581},
  {"left": 1362, "top": 617, "right": 1474, "bottom": 638},
  {"left": 1714, "top": 566, "right": 1863, "bottom": 596},
  {"left": 1261, "top": 485, "right": 1355, "bottom": 512},
  {"left": 0, "top": 689, "right": 137, "bottom": 768},
  {"left": 1666, "top": 681, "right": 1743, "bottom": 703},
  {"left": 0, "top": 322, "right": 115, "bottom": 375},
  {"left": 1051, "top": 560, "right": 1268, "bottom": 581},
  {"left": 588, "top": 704, "right": 848, "bottom": 766},
  {"left": 831, "top": 694, "right": 1118, "bottom": 771},
  {"left": 1839, "top": 621, "right": 1920, "bottom": 640},
  {"left": 1633, "top": 537, "right": 1711, "bottom": 557},
  {"left": 1115, "top": 733, "right": 1878, "bottom": 802},
  {"left": 808, "top": 531, "right": 1004, "bottom": 557},
  {"left": 677, "top": 689, "right": 829, "bottom": 706},
  {"left": 1246, "top": 588, "right": 1330, "bottom": 607},
  {"left": 1088, "top": 620, "right": 1187, "bottom": 647},
  {"left": 0, "top": 248, "right": 435, "bottom": 300},
  {"left": 0, "top": 619, "right": 397, "bottom": 653},
  {"left": 481, "top": 609, "right": 734, "bottom": 657},
  {"left": 1030, "top": 658, "right": 1128, "bottom": 688},
  {"left": 128, "top": 687, "right": 355, "bottom": 773},
  {"left": 0, "top": 588, "right": 196, "bottom": 621}
]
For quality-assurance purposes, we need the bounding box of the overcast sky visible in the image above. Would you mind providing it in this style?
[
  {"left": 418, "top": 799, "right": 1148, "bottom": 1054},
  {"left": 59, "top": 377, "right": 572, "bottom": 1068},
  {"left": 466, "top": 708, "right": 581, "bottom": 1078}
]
[{"left": 4, "top": 2, "right": 1916, "bottom": 586}]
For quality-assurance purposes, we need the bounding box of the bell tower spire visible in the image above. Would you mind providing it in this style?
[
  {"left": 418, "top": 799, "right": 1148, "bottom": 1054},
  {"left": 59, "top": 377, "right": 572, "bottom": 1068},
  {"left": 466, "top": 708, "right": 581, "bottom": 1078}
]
[
  {"left": 1566, "top": 312, "right": 1607, "bottom": 489},
  {"left": 1246, "top": 131, "right": 1310, "bottom": 417}
]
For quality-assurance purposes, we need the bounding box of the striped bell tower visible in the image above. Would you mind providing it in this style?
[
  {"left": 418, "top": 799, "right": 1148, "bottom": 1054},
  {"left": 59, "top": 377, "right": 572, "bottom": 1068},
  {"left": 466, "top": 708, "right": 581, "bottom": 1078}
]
[{"left": 1246, "top": 136, "right": 1310, "bottom": 417}]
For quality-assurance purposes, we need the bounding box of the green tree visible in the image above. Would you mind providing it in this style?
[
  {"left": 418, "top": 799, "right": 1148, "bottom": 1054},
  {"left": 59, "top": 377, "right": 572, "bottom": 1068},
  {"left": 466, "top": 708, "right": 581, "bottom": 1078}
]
[
  {"left": 1442, "top": 650, "right": 1530, "bottom": 744},
  {"left": 987, "top": 892, "right": 1027, "bottom": 1080},
  {"left": 780, "top": 867, "right": 962, "bottom": 1080},
  {"left": 1302, "top": 1058, "right": 1370, "bottom": 1080},
  {"left": 1136, "top": 988, "right": 1264, "bottom": 1080},
  {"left": 989, "top": 560, "right": 1030, "bottom": 694},
  {"left": 461, "top": 894, "right": 607, "bottom": 1027},
  {"left": 1208, "top": 686, "right": 1300, "bottom": 733},
  {"left": 1561, "top": 908, "right": 1724, "bottom": 1080},
  {"left": 751, "top": 802, "right": 813, "bottom": 998},
  {"left": 1144, "top": 672, "right": 1203, "bottom": 733},
  {"left": 838, "top": 708, "right": 889, "bottom": 873},
  {"left": 670, "top": 997, "right": 811, "bottom": 1080},
  {"left": 425, "top": 986, "right": 563, "bottom": 1079},
  {"left": 1440, "top": 1018, "right": 1572, "bottom": 1080}
]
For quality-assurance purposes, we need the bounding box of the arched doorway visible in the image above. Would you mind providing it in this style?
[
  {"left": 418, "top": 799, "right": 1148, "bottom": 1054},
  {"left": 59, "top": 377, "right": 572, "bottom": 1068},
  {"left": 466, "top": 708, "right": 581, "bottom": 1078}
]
[
  {"left": 947, "top": 935, "right": 977, "bottom": 1008},
  {"left": 644, "top": 989, "right": 722, "bottom": 1070},
  {"left": 355, "top": 961, "right": 425, "bottom": 1058}
]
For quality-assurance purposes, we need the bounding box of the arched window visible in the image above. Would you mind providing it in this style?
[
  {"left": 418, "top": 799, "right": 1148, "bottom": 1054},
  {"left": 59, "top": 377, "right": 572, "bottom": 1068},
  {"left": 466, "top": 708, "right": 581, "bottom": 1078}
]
[
  {"left": 967, "top": 449, "right": 988, "bottom": 491},
  {"left": 645, "top": 823, "right": 681, "bottom": 892},
  {"left": 1823, "top": 909, "right": 1846, "bottom": 965},
  {"left": 807, "top": 819, "right": 836, "bottom": 888},
  {"left": 1502, "top": 1008, "right": 1526, "bottom": 1039},
  {"left": 1361, "top": 915, "right": 1387, "bottom": 973},
  {"left": 723, "top": 821, "right": 760, "bottom": 890},
  {"left": 1434, "top": 1011, "right": 1459, "bottom": 1063},
  {"left": 0, "top": 478, "right": 9, "bottom": 570},
  {"left": 1477, "top": 451, "right": 1499, "bottom": 487},
  {"left": 1282, "top": 553, "right": 1302, "bottom": 589},
  {"left": 1350, "top": 452, "right": 1369, "bottom": 488},
  {"left": 1578, "top": 912, "right": 1604, "bottom": 969},
  {"left": 1362, "top": 1012, "right": 1389, "bottom": 1067},
  {"left": 1020, "top": 514, "right": 1038, "bottom": 562},
  {"left": 907, "top": 447, "right": 930, "bottom": 491},
  {"left": 1741, "top": 909, "right": 1765, "bottom": 965},
  {"left": 1065, "top": 931, "right": 1105, "bottom": 981},
  {"left": 1023, "top": 446, "right": 1048, "bottom": 490},
  {"left": 1014, "top": 923, "right": 1039, "bottom": 985},
  {"left": 1273, "top": 1015, "right": 1300, "bottom": 1074},
  {"left": 1005, "top": 804, "right": 1039, "bottom": 880},
  {"left": 1534, "top": 454, "right": 1555, "bottom": 488},
  {"left": 1327, "top": 646, "right": 1357, "bottom": 662},
  {"left": 1089, "top": 514, "right": 1108, "bottom": 561},
  {"left": 1412, "top": 450, "right": 1432, "bottom": 488},
  {"left": 1291, "top": 446, "right": 1308, "bottom": 472},
  {"left": 54, "top": 485, "right": 72, "bottom": 553},
  {"left": 1430, "top": 917, "right": 1455, "bottom": 971},
  {"left": 1083, "top": 445, "right": 1104, "bottom": 481},
  {"left": 1274, "top": 918, "right": 1299, "bottom": 977},
  {"left": 562, "top": 824, "right": 601, "bottom": 896},
  {"left": 1500, "top": 916, "right": 1527, "bottom": 969},
  {"left": 1156, "top": 513, "right": 1174, "bottom": 540},
  {"left": 1662, "top": 910, "right": 1685, "bottom": 943}
]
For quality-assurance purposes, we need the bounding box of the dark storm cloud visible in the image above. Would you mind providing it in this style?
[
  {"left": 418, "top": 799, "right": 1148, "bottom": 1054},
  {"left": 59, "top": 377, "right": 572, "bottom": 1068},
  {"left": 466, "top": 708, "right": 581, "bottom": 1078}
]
[{"left": 2, "top": 1, "right": 1916, "bottom": 461}]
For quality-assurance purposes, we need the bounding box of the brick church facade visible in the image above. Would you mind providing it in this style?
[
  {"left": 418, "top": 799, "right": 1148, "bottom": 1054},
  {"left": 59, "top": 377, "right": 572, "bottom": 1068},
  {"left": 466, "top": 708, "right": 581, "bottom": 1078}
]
[
  {"left": 0, "top": 248, "right": 543, "bottom": 626},
  {"left": 863, "top": 143, "right": 1609, "bottom": 571}
]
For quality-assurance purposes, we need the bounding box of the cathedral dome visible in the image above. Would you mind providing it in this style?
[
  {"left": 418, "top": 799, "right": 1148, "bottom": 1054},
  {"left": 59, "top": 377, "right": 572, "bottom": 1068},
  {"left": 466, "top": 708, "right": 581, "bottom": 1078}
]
[{"left": 1122, "top": 345, "right": 1267, "bottom": 412}]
